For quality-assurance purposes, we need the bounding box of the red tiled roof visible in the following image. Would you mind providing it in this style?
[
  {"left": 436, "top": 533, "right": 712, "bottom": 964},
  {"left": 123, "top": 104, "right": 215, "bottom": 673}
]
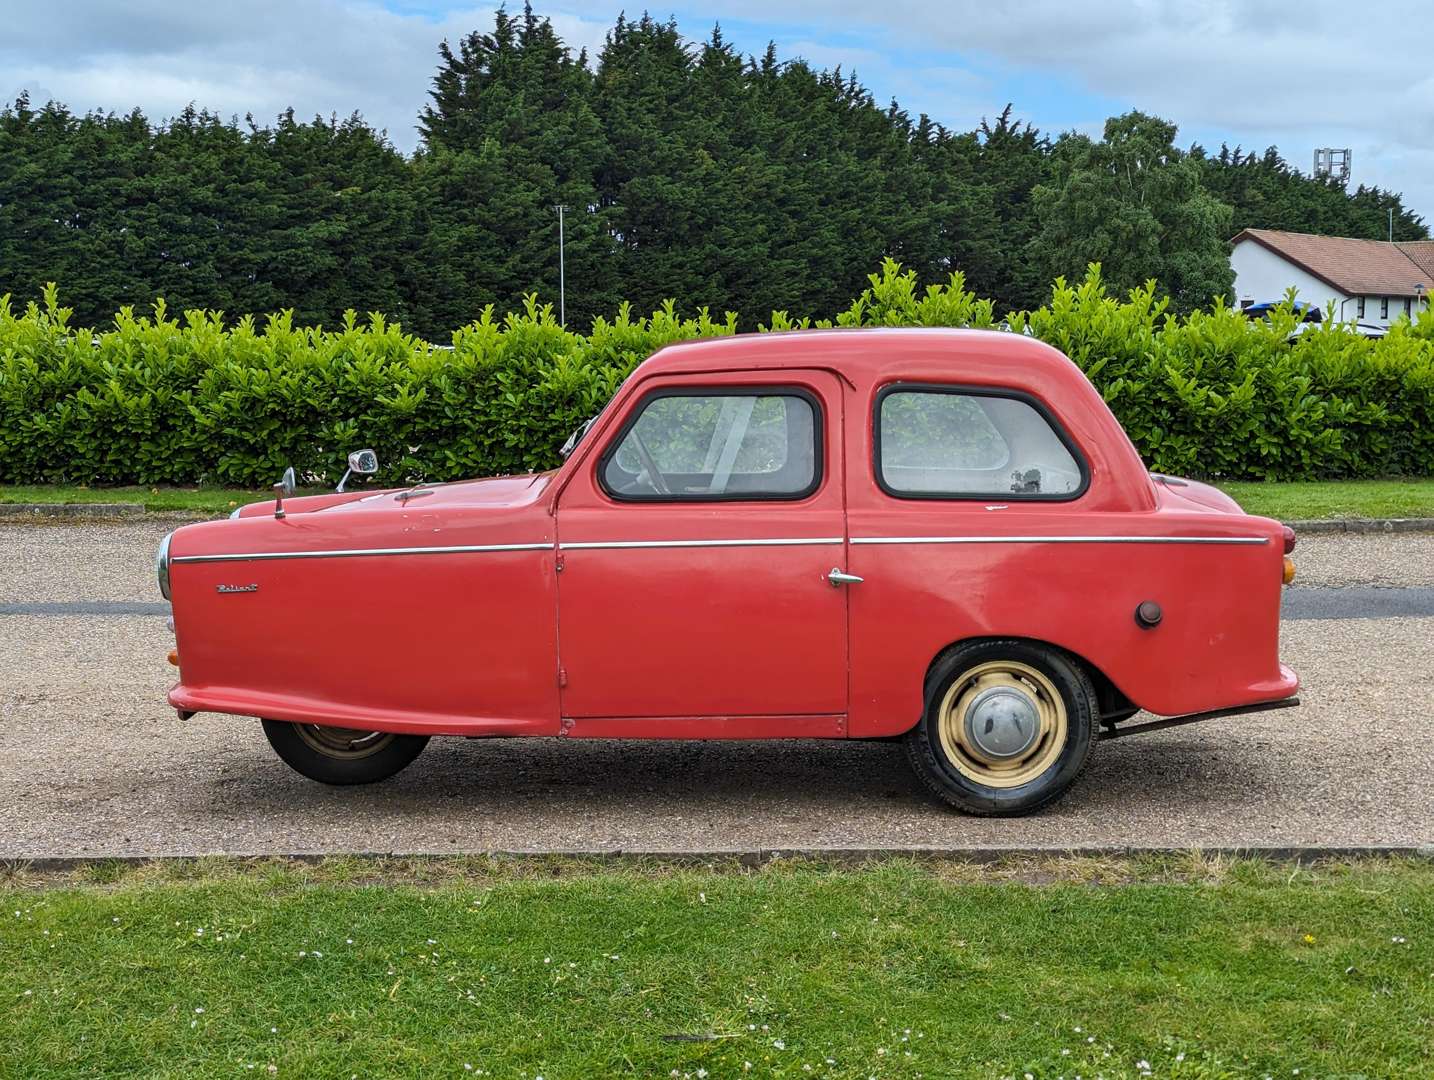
[
  {"left": 1399, "top": 240, "right": 1434, "bottom": 284},
  {"left": 1231, "top": 228, "right": 1432, "bottom": 297}
]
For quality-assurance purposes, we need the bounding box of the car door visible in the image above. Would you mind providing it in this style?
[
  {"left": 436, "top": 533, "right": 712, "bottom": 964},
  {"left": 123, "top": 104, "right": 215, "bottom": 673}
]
[
  {"left": 844, "top": 380, "right": 1098, "bottom": 737},
  {"left": 554, "top": 370, "right": 850, "bottom": 735}
]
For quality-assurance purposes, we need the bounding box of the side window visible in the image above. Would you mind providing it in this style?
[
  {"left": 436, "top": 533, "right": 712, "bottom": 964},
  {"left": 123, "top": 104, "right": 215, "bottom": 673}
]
[
  {"left": 876, "top": 386, "right": 1085, "bottom": 499},
  {"left": 601, "top": 389, "right": 820, "bottom": 501}
]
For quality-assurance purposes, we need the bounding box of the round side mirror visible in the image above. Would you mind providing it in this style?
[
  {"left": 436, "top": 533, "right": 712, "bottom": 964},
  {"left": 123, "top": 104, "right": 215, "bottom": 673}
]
[{"left": 273, "top": 466, "right": 297, "bottom": 519}]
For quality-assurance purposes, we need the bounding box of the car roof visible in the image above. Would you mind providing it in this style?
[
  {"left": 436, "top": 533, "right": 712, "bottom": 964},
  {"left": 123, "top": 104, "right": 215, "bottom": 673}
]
[
  {"left": 1245, "top": 300, "right": 1316, "bottom": 313},
  {"left": 639, "top": 327, "right": 1074, "bottom": 382}
]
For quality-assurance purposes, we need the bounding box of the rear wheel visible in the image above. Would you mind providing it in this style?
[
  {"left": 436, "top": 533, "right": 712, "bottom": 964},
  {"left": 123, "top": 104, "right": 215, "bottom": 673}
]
[
  {"left": 261, "top": 720, "right": 429, "bottom": 785},
  {"left": 905, "top": 640, "right": 1097, "bottom": 816}
]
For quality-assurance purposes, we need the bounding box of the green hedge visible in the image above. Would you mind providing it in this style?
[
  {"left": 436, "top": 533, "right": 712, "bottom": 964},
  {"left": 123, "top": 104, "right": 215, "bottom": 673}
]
[{"left": 2, "top": 264, "right": 1432, "bottom": 487}]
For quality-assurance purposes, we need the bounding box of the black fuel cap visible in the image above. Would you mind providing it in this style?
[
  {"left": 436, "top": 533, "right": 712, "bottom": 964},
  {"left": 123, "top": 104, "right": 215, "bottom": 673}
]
[{"left": 1135, "top": 600, "right": 1163, "bottom": 629}]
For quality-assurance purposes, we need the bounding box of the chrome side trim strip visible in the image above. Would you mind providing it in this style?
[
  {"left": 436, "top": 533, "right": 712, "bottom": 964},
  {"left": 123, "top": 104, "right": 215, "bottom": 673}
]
[
  {"left": 560, "top": 537, "right": 844, "bottom": 550},
  {"left": 850, "top": 535, "right": 1269, "bottom": 546},
  {"left": 172, "top": 542, "right": 551, "bottom": 564},
  {"left": 175, "top": 535, "right": 1267, "bottom": 563}
]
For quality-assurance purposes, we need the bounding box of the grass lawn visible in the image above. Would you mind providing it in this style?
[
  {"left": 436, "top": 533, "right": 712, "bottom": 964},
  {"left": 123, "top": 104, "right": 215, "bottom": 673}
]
[
  {"left": 2, "top": 477, "right": 1434, "bottom": 520},
  {"left": 2, "top": 856, "right": 1431, "bottom": 1078},
  {"left": 1218, "top": 478, "right": 1434, "bottom": 521}
]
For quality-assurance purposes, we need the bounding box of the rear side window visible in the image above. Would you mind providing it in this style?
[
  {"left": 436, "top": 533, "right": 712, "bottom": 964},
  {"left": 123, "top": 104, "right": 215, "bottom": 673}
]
[
  {"left": 601, "top": 389, "right": 820, "bottom": 501},
  {"left": 876, "top": 386, "right": 1086, "bottom": 499}
]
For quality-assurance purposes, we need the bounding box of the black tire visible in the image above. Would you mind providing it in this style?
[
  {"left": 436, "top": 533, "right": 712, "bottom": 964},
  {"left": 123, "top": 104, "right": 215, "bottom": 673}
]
[
  {"left": 904, "top": 640, "right": 1098, "bottom": 817},
  {"left": 261, "top": 719, "right": 429, "bottom": 785}
]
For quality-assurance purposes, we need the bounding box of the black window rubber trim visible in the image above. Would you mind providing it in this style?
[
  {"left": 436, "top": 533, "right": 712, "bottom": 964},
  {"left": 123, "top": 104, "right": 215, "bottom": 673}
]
[
  {"left": 597, "top": 384, "right": 825, "bottom": 504},
  {"left": 872, "top": 381, "right": 1091, "bottom": 502}
]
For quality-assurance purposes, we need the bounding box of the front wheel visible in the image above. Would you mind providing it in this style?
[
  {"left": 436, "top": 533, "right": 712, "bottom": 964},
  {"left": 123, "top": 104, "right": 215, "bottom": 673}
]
[
  {"left": 261, "top": 720, "right": 429, "bottom": 785},
  {"left": 905, "top": 640, "right": 1097, "bottom": 816}
]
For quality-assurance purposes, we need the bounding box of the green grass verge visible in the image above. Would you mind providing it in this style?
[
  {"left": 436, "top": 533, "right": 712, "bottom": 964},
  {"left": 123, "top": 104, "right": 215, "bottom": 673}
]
[
  {"left": 0, "top": 484, "right": 326, "bottom": 513},
  {"left": 3, "top": 477, "right": 1434, "bottom": 520},
  {"left": 1219, "top": 478, "right": 1434, "bottom": 521},
  {"left": 3, "top": 856, "right": 1431, "bottom": 1078}
]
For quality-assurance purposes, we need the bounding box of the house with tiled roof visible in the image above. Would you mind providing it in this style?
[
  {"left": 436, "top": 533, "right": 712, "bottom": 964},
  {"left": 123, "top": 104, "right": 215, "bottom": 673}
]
[{"left": 1230, "top": 228, "right": 1432, "bottom": 326}]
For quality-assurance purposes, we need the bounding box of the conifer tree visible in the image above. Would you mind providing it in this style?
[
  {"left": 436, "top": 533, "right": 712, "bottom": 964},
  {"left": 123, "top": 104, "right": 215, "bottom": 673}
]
[{"left": 1, "top": 8, "right": 1427, "bottom": 333}]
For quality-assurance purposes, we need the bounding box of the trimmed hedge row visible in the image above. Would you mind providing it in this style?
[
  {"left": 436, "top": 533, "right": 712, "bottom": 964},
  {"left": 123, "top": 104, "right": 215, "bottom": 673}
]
[{"left": 2, "top": 264, "right": 1432, "bottom": 487}]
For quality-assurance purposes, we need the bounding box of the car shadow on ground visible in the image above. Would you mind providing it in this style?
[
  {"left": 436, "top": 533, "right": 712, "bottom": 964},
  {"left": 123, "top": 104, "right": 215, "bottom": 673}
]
[{"left": 189, "top": 728, "right": 1283, "bottom": 827}]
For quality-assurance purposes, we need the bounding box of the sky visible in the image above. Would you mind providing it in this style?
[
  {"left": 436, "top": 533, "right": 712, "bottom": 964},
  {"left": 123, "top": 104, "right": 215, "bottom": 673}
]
[{"left": 5, "top": 1, "right": 1431, "bottom": 227}]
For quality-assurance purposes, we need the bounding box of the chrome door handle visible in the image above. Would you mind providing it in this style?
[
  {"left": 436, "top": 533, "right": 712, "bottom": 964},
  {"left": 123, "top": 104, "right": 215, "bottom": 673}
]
[{"left": 828, "top": 567, "right": 863, "bottom": 587}]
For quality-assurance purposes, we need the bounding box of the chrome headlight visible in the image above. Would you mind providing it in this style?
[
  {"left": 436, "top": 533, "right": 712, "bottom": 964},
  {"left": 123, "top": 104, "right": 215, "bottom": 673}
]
[{"left": 156, "top": 531, "right": 173, "bottom": 600}]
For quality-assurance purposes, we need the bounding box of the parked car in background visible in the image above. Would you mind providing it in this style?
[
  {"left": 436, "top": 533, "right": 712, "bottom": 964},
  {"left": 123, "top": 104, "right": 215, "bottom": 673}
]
[
  {"left": 1242, "top": 299, "right": 1388, "bottom": 339},
  {"left": 157, "top": 329, "right": 1299, "bottom": 816},
  {"left": 1241, "top": 299, "right": 1324, "bottom": 323}
]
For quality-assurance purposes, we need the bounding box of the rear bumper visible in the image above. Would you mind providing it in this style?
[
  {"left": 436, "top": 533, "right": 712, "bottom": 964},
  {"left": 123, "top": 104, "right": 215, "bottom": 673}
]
[{"left": 1102, "top": 695, "right": 1301, "bottom": 740}]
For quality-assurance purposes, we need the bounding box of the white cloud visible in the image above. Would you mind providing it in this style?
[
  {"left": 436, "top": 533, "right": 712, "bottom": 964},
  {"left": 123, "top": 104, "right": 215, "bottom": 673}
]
[
  {"left": 779, "top": 39, "right": 1005, "bottom": 125},
  {"left": 703, "top": 0, "right": 1434, "bottom": 219},
  {"left": 2, "top": 1, "right": 610, "bottom": 148},
  {"left": 3, "top": 0, "right": 1429, "bottom": 221}
]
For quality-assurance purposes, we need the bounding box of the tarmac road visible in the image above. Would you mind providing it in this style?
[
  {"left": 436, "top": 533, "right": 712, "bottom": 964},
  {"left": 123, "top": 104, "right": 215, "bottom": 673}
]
[{"left": 2, "top": 521, "right": 1432, "bottom": 858}]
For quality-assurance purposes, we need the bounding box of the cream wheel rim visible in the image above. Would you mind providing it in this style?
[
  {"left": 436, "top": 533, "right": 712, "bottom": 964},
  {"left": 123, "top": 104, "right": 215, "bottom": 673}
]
[
  {"left": 294, "top": 725, "right": 396, "bottom": 760},
  {"left": 936, "top": 660, "right": 1068, "bottom": 788}
]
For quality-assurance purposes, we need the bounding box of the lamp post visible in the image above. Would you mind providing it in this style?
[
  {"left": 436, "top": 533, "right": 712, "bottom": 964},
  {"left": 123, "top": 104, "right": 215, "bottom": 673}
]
[{"left": 552, "top": 204, "right": 569, "bottom": 328}]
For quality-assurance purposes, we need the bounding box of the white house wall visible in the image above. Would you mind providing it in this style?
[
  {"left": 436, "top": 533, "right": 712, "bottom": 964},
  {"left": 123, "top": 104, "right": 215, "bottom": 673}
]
[
  {"left": 1359, "top": 295, "right": 1421, "bottom": 326},
  {"left": 1338, "top": 294, "right": 1426, "bottom": 328},
  {"left": 1230, "top": 239, "right": 1348, "bottom": 316},
  {"left": 1230, "top": 238, "right": 1429, "bottom": 326}
]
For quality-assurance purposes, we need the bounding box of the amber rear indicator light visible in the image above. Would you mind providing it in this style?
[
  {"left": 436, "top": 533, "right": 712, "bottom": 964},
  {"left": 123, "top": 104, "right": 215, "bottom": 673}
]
[
  {"left": 167, "top": 649, "right": 180, "bottom": 666},
  {"left": 1282, "top": 557, "right": 1296, "bottom": 585}
]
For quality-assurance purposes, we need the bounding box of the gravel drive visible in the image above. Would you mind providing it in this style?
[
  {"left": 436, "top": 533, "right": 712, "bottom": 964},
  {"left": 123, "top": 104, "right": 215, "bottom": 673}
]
[
  {"left": 1288, "top": 531, "right": 1434, "bottom": 588},
  {"left": 1, "top": 521, "right": 1432, "bottom": 857},
  {"left": 0, "top": 520, "right": 192, "bottom": 604}
]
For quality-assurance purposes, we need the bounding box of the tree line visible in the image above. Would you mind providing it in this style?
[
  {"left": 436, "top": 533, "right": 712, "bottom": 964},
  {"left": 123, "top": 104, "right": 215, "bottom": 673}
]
[{"left": 1, "top": 6, "right": 1426, "bottom": 339}]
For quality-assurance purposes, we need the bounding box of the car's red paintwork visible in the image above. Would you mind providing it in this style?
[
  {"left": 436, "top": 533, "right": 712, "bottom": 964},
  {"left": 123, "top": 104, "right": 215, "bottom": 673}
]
[{"left": 167, "top": 329, "right": 1297, "bottom": 739}]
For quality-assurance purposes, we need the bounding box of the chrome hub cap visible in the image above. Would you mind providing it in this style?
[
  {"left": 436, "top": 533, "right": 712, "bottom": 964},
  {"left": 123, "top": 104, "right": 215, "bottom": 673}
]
[
  {"left": 294, "top": 725, "right": 396, "bottom": 760},
  {"left": 964, "top": 685, "right": 1041, "bottom": 760},
  {"left": 936, "top": 660, "right": 1069, "bottom": 788}
]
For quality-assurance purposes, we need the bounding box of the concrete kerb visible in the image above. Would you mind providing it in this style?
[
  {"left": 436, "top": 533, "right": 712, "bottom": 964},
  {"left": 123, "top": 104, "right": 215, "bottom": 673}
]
[
  {"left": 1284, "top": 517, "right": 1434, "bottom": 534},
  {"left": 4, "top": 845, "right": 1434, "bottom": 874},
  {"left": 0, "top": 502, "right": 146, "bottom": 520},
  {"left": 0, "top": 503, "right": 208, "bottom": 523}
]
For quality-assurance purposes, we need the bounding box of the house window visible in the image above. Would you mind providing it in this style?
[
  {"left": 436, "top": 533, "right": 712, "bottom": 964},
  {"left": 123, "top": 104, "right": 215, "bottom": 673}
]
[
  {"left": 1357, "top": 297, "right": 1365, "bottom": 318},
  {"left": 1406, "top": 298, "right": 1413, "bottom": 317},
  {"left": 1381, "top": 297, "right": 1390, "bottom": 319}
]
